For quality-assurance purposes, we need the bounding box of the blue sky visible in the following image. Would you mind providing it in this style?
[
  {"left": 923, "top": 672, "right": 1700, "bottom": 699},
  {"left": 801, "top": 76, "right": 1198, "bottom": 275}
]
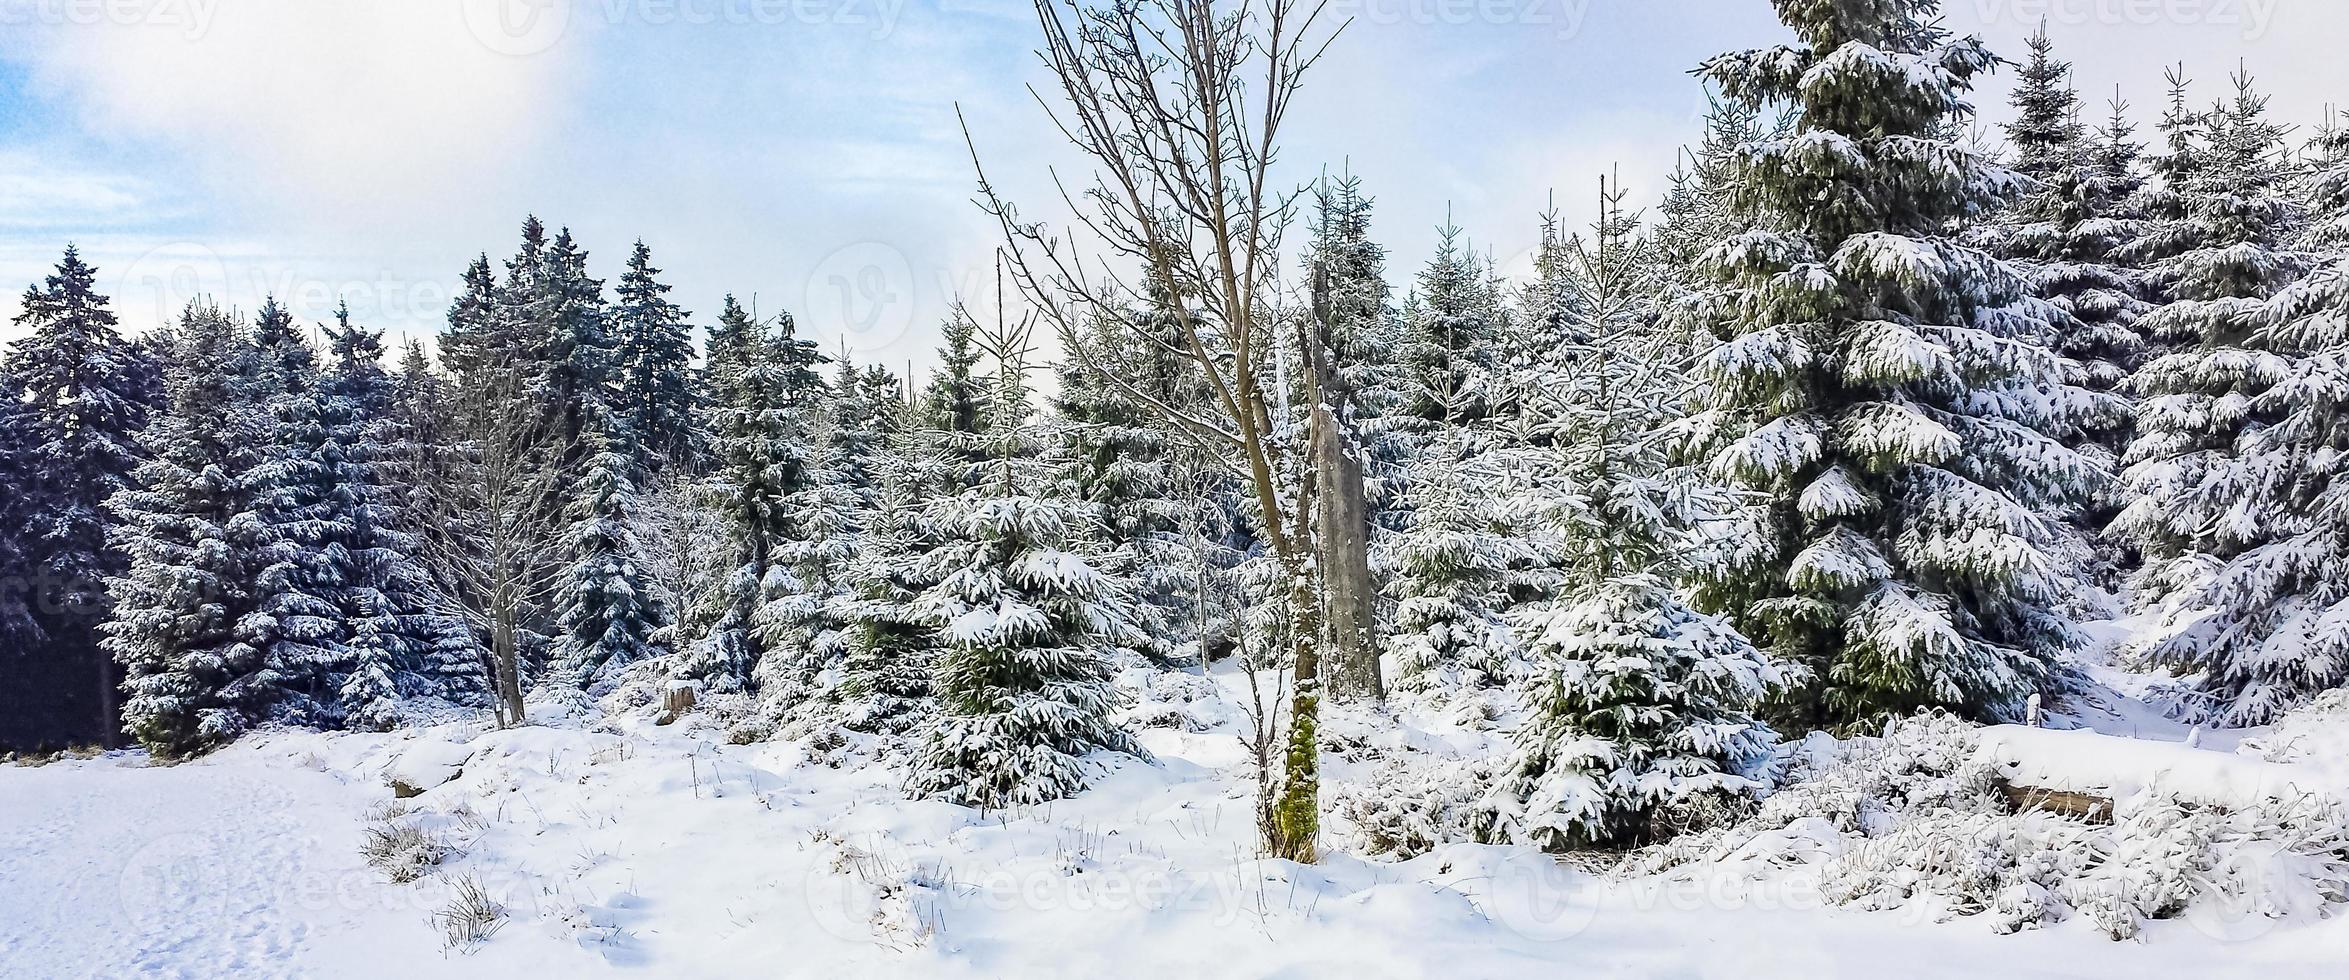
[{"left": 0, "top": 0, "right": 2334, "bottom": 371}]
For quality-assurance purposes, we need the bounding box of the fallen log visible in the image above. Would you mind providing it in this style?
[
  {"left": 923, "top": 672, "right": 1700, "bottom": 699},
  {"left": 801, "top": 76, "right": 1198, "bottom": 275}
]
[{"left": 1999, "top": 781, "right": 2114, "bottom": 824}]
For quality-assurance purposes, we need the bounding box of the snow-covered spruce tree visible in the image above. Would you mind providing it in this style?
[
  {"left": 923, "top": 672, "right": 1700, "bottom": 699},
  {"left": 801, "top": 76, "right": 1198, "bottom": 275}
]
[
  {"left": 1312, "top": 176, "right": 1407, "bottom": 417},
  {"left": 0, "top": 386, "right": 37, "bottom": 649},
  {"left": 835, "top": 443, "right": 945, "bottom": 735},
  {"left": 1378, "top": 435, "right": 1521, "bottom": 714},
  {"left": 321, "top": 312, "right": 404, "bottom": 723},
  {"left": 552, "top": 422, "right": 668, "bottom": 691},
  {"left": 1982, "top": 27, "right": 2142, "bottom": 447},
  {"left": 2117, "top": 67, "right": 2212, "bottom": 286},
  {"left": 748, "top": 411, "right": 864, "bottom": 713},
  {"left": 436, "top": 254, "right": 504, "bottom": 384},
  {"left": 2306, "top": 115, "right": 2349, "bottom": 252},
  {"left": 1054, "top": 304, "right": 1187, "bottom": 555},
  {"left": 919, "top": 310, "right": 994, "bottom": 490},
  {"left": 1502, "top": 205, "right": 1588, "bottom": 428},
  {"left": 1483, "top": 178, "right": 1788, "bottom": 848},
  {"left": 5, "top": 246, "right": 150, "bottom": 741},
  {"left": 683, "top": 296, "right": 825, "bottom": 691},
  {"left": 1052, "top": 296, "right": 1197, "bottom": 662},
  {"left": 2114, "top": 108, "right": 2336, "bottom": 725},
  {"left": 1305, "top": 176, "right": 1415, "bottom": 533},
  {"left": 238, "top": 313, "right": 348, "bottom": 726},
  {"left": 1688, "top": 2, "right": 2106, "bottom": 729},
  {"left": 388, "top": 341, "right": 456, "bottom": 526},
  {"left": 531, "top": 227, "right": 618, "bottom": 475},
  {"left": 1402, "top": 217, "right": 1505, "bottom": 427},
  {"left": 2113, "top": 71, "right": 2312, "bottom": 725},
  {"left": 612, "top": 240, "right": 700, "bottom": 474},
  {"left": 106, "top": 302, "right": 268, "bottom": 756},
  {"left": 1654, "top": 95, "right": 1789, "bottom": 376},
  {"left": 337, "top": 607, "right": 401, "bottom": 733},
  {"left": 905, "top": 318, "right": 1141, "bottom": 808},
  {"left": 826, "top": 355, "right": 903, "bottom": 509},
  {"left": 320, "top": 307, "right": 488, "bottom": 726}
]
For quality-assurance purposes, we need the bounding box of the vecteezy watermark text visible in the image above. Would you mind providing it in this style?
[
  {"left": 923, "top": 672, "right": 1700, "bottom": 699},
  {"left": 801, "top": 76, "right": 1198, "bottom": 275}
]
[
  {"left": 1322, "top": 0, "right": 1594, "bottom": 40},
  {"left": 1967, "top": 0, "right": 2282, "bottom": 39},
  {"left": 0, "top": 0, "right": 218, "bottom": 38},
  {"left": 462, "top": 0, "right": 903, "bottom": 56}
]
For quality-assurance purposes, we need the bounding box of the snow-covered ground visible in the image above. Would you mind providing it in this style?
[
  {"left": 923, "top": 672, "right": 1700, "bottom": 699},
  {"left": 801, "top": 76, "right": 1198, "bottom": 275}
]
[{"left": 6, "top": 661, "right": 2349, "bottom": 979}]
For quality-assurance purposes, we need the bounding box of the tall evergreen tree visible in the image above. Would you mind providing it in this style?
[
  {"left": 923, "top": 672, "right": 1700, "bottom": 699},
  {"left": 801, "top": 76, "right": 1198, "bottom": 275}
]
[
  {"left": 1379, "top": 435, "right": 1520, "bottom": 708},
  {"left": 1305, "top": 177, "right": 1413, "bottom": 528},
  {"left": 238, "top": 314, "right": 347, "bottom": 726},
  {"left": 611, "top": 240, "right": 699, "bottom": 473},
  {"left": 0, "top": 389, "right": 39, "bottom": 651},
  {"left": 1505, "top": 205, "right": 1586, "bottom": 420},
  {"left": 686, "top": 297, "right": 825, "bottom": 690},
  {"left": 1689, "top": 0, "right": 2106, "bottom": 728},
  {"left": 5, "top": 245, "right": 150, "bottom": 747},
  {"left": 826, "top": 354, "right": 904, "bottom": 510},
  {"left": 2116, "top": 76, "right": 2319, "bottom": 725},
  {"left": 439, "top": 254, "right": 503, "bottom": 384},
  {"left": 553, "top": 422, "right": 666, "bottom": 690},
  {"left": 1403, "top": 217, "right": 1503, "bottom": 425},
  {"left": 1053, "top": 299, "right": 1198, "bottom": 657},
  {"left": 1988, "top": 27, "right": 2145, "bottom": 422},
  {"left": 1654, "top": 95, "right": 1783, "bottom": 371},
  {"left": 532, "top": 227, "right": 618, "bottom": 466},
  {"left": 321, "top": 307, "right": 488, "bottom": 724},
  {"left": 835, "top": 444, "right": 944, "bottom": 735},
  {"left": 919, "top": 311, "right": 992, "bottom": 485},
  {"left": 749, "top": 408, "right": 865, "bottom": 711},
  {"left": 2120, "top": 67, "right": 2213, "bottom": 277},
  {"left": 1309, "top": 176, "right": 1409, "bottom": 425},
  {"left": 107, "top": 302, "right": 268, "bottom": 756}
]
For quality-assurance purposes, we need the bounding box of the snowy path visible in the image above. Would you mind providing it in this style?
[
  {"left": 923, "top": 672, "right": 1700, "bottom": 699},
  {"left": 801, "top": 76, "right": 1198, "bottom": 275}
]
[{"left": 0, "top": 753, "right": 459, "bottom": 979}]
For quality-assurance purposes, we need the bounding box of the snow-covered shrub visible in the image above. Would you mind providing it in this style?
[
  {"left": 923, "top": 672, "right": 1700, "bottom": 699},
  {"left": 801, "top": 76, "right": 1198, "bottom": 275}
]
[
  {"left": 1331, "top": 750, "right": 1497, "bottom": 858},
  {"left": 2251, "top": 689, "right": 2349, "bottom": 764},
  {"left": 1117, "top": 669, "right": 1221, "bottom": 733},
  {"left": 1627, "top": 712, "right": 2349, "bottom": 940},
  {"left": 433, "top": 874, "right": 506, "bottom": 950},
  {"left": 361, "top": 819, "right": 452, "bottom": 884}
]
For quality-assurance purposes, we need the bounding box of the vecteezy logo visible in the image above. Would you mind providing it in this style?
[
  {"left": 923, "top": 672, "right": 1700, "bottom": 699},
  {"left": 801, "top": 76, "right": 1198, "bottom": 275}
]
[
  {"left": 799, "top": 831, "right": 917, "bottom": 942},
  {"left": 117, "top": 242, "right": 230, "bottom": 327},
  {"left": 119, "top": 831, "right": 236, "bottom": 929},
  {"left": 461, "top": 0, "right": 571, "bottom": 57},
  {"left": 2183, "top": 838, "right": 2287, "bottom": 943},
  {"left": 805, "top": 241, "right": 917, "bottom": 357},
  {"left": 1481, "top": 850, "right": 1601, "bottom": 943}
]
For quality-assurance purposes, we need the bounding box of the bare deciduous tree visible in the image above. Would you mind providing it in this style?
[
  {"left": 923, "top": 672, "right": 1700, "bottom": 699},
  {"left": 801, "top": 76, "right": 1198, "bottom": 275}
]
[
  {"left": 965, "top": 0, "right": 1372, "bottom": 861},
  {"left": 422, "top": 370, "right": 568, "bottom": 728}
]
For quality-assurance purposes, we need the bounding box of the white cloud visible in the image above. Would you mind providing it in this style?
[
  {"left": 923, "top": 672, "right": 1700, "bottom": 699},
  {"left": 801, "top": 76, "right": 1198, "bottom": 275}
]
[
  {"left": 0, "top": 151, "right": 156, "bottom": 231},
  {"left": 0, "top": 0, "right": 583, "bottom": 233},
  {"left": 3, "top": 0, "right": 2345, "bottom": 370}
]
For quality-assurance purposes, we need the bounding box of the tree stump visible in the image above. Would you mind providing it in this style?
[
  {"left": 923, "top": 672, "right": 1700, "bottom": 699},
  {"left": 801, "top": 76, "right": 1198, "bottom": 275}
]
[{"left": 658, "top": 681, "right": 698, "bottom": 726}]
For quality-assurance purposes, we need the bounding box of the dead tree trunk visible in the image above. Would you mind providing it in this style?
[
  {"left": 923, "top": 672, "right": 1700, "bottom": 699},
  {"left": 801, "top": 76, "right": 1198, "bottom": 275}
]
[{"left": 1303, "top": 267, "right": 1381, "bottom": 703}]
